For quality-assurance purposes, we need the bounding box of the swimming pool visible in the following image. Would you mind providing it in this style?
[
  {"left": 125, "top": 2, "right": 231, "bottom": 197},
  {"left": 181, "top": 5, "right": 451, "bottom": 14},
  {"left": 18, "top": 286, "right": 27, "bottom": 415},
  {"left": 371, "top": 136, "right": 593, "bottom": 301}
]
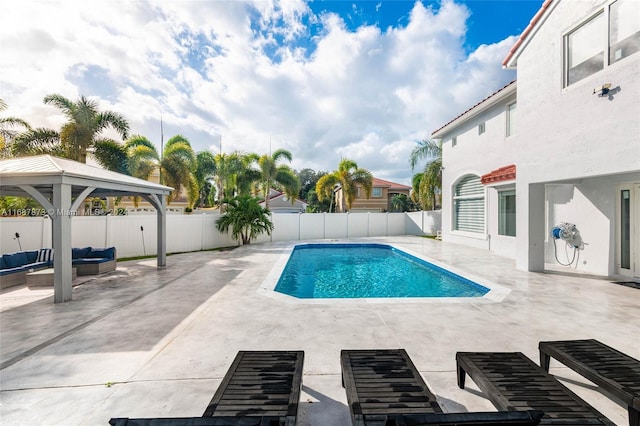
[{"left": 274, "top": 243, "right": 489, "bottom": 299}]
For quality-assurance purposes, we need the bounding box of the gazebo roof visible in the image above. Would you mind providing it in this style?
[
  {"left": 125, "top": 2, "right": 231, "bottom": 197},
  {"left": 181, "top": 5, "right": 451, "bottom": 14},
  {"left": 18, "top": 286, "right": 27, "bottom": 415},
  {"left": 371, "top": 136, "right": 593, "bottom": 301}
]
[
  {"left": 0, "top": 155, "right": 172, "bottom": 198},
  {"left": 0, "top": 155, "right": 171, "bottom": 303}
]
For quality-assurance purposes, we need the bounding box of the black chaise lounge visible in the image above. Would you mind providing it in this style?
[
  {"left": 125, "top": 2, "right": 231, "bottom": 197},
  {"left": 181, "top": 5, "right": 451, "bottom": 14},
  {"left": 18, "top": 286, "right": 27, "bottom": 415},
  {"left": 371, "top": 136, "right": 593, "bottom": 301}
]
[
  {"left": 341, "top": 349, "right": 543, "bottom": 426},
  {"left": 456, "top": 351, "right": 616, "bottom": 425},
  {"left": 110, "top": 350, "right": 304, "bottom": 426},
  {"left": 539, "top": 339, "right": 640, "bottom": 426}
]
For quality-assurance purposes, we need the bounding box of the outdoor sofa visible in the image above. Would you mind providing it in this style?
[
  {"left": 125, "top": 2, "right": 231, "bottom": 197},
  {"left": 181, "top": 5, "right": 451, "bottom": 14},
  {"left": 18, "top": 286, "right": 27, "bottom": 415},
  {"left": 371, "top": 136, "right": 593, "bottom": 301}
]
[
  {"left": 0, "top": 246, "right": 117, "bottom": 289},
  {"left": 71, "top": 246, "right": 117, "bottom": 275},
  {"left": 0, "top": 249, "right": 51, "bottom": 289},
  {"left": 341, "top": 349, "right": 543, "bottom": 426},
  {"left": 110, "top": 350, "right": 304, "bottom": 426}
]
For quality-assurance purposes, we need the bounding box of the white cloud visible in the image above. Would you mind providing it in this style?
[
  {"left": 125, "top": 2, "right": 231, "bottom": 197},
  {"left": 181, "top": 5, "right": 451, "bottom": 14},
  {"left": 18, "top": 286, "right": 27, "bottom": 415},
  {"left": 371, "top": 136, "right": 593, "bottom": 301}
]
[{"left": 0, "top": 0, "right": 516, "bottom": 185}]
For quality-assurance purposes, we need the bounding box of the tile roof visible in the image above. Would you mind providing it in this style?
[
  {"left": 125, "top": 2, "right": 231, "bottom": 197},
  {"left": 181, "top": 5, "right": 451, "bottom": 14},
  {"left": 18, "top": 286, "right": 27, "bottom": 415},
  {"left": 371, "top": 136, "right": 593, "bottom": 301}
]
[
  {"left": 481, "top": 164, "right": 516, "bottom": 184},
  {"left": 372, "top": 177, "right": 411, "bottom": 190},
  {"left": 502, "top": 0, "right": 555, "bottom": 68},
  {"left": 431, "top": 80, "right": 516, "bottom": 137}
]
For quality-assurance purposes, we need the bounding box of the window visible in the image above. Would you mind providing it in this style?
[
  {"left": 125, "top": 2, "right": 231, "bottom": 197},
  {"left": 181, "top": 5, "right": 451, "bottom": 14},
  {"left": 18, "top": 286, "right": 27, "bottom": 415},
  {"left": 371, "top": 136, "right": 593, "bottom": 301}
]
[
  {"left": 372, "top": 187, "right": 383, "bottom": 197},
  {"left": 506, "top": 103, "right": 516, "bottom": 137},
  {"left": 610, "top": 0, "right": 640, "bottom": 64},
  {"left": 498, "top": 190, "right": 516, "bottom": 237},
  {"left": 565, "top": 13, "right": 604, "bottom": 86},
  {"left": 620, "top": 189, "right": 630, "bottom": 269},
  {"left": 451, "top": 136, "right": 457, "bottom": 147},
  {"left": 478, "top": 122, "right": 485, "bottom": 135},
  {"left": 453, "top": 175, "right": 484, "bottom": 233},
  {"left": 564, "top": 2, "right": 640, "bottom": 88}
]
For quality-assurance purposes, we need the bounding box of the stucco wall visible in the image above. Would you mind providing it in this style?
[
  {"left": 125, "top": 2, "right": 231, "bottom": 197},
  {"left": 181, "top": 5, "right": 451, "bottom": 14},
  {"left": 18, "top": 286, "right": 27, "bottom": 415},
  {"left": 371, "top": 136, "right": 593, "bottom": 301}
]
[
  {"left": 513, "top": 0, "right": 640, "bottom": 274},
  {"left": 515, "top": 0, "right": 640, "bottom": 184},
  {"left": 441, "top": 88, "right": 517, "bottom": 256}
]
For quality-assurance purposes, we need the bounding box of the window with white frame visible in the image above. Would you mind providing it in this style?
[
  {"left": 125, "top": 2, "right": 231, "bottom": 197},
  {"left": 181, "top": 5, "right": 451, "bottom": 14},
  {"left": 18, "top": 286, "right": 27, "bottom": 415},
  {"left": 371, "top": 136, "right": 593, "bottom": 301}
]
[
  {"left": 453, "top": 175, "right": 484, "bottom": 233},
  {"left": 498, "top": 190, "right": 516, "bottom": 237},
  {"left": 506, "top": 103, "right": 516, "bottom": 137},
  {"left": 565, "top": 12, "right": 604, "bottom": 86},
  {"left": 609, "top": 0, "right": 640, "bottom": 64},
  {"left": 372, "top": 187, "right": 382, "bottom": 197},
  {"left": 564, "top": 1, "right": 640, "bottom": 87},
  {"left": 451, "top": 136, "right": 457, "bottom": 147},
  {"left": 478, "top": 122, "right": 486, "bottom": 135}
]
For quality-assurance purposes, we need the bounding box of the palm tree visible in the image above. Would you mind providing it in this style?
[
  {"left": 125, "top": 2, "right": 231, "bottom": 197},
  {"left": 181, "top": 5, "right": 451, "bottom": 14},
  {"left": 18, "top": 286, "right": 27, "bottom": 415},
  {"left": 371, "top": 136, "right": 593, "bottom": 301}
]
[
  {"left": 390, "top": 193, "right": 410, "bottom": 212},
  {"left": 160, "top": 135, "right": 196, "bottom": 205},
  {"left": 235, "top": 152, "right": 261, "bottom": 197},
  {"left": 124, "top": 134, "right": 196, "bottom": 206},
  {"left": 409, "top": 139, "right": 442, "bottom": 210},
  {"left": 124, "top": 135, "right": 161, "bottom": 207},
  {"left": 10, "top": 128, "right": 63, "bottom": 157},
  {"left": 40, "top": 94, "right": 129, "bottom": 162},
  {"left": 93, "top": 140, "right": 130, "bottom": 175},
  {"left": 193, "top": 151, "right": 217, "bottom": 208},
  {"left": 0, "top": 98, "right": 32, "bottom": 158},
  {"left": 215, "top": 195, "right": 274, "bottom": 245},
  {"left": 212, "top": 152, "right": 248, "bottom": 207},
  {"left": 316, "top": 159, "right": 373, "bottom": 212},
  {"left": 257, "top": 149, "right": 300, "bottom": 209}
]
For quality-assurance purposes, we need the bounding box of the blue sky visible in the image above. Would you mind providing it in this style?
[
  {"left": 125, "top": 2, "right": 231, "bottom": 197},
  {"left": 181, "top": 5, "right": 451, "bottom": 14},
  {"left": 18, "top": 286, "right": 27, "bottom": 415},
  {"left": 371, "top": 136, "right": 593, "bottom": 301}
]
[{"left": 1, "top": 0, "right": 542, "bottom": 185}]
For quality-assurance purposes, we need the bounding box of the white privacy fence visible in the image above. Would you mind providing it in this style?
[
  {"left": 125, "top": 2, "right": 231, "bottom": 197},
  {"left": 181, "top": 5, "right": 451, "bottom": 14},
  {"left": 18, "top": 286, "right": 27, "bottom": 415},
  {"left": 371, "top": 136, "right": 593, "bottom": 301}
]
[{"left": 1, "top": 211, "right": 441, "bottom": 258}]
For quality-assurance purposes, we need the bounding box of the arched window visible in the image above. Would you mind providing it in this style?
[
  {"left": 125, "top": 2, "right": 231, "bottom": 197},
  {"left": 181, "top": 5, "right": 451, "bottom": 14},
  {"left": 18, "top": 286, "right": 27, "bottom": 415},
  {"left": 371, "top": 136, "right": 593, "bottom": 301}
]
[{"left": 453, "top": 175, "right": 485, "bottom": 233}]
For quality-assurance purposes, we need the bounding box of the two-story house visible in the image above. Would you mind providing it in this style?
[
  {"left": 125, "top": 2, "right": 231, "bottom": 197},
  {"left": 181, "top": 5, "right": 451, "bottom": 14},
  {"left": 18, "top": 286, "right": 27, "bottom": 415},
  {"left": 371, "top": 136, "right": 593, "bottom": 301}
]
[
  {"left": 335, "top": 178, "right": 411, "bottom": 212},
  {"left": 432, "top": 0, "right": 639, "bottom": 279}
]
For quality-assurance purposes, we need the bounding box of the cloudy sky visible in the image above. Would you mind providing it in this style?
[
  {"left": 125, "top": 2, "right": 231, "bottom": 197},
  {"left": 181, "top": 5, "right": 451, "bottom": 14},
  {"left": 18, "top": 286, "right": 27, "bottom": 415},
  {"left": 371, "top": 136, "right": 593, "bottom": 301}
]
[{"left": 0, "top": 0, "right": 541, "bottom": 185}]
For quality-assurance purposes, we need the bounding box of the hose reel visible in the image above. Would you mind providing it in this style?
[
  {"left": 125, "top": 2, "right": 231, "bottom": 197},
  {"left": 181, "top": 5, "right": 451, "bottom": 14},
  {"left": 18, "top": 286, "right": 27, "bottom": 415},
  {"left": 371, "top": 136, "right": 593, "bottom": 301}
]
[{"left": 551, "top": 222, "right": 582, "bottom": 266}]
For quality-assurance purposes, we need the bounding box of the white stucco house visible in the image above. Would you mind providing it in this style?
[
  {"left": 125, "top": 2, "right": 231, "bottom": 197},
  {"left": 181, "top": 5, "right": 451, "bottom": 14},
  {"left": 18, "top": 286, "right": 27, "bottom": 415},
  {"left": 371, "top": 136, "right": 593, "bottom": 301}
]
[{"left": 432, "top": 0, "right": 640, "bottom": 280}]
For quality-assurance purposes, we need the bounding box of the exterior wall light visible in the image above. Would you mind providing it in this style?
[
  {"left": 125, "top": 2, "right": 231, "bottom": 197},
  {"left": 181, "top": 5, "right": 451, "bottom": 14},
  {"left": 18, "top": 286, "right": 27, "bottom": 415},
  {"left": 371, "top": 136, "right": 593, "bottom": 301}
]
[{"left": 593, "top": 83, "right": 612, "bottom": 97}]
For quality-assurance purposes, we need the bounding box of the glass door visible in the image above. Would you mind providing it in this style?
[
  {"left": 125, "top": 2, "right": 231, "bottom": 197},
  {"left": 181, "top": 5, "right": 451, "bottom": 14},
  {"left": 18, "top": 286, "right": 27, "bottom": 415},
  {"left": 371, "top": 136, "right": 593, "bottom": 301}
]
[{"left": 618, "top": 183, "right": 640, "bottom": 278}]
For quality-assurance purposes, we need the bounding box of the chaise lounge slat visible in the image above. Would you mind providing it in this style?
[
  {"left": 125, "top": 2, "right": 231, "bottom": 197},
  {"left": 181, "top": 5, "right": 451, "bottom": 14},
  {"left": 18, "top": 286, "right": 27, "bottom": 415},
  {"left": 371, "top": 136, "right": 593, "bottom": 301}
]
[
  {"left": 342, "top": 349, "right": 543, "bottom": 426},
  {"left": 109, "top": 350, "right": 304, "bottom": 426},
  {"left": 202, "top": 351, "right": 303, "bottom": 425},
  {"left": 456, "top": 351, "right": 616, "bottom": 425},
  {"left": 539, "top": 339, "right": 640, "bottom": 426}
]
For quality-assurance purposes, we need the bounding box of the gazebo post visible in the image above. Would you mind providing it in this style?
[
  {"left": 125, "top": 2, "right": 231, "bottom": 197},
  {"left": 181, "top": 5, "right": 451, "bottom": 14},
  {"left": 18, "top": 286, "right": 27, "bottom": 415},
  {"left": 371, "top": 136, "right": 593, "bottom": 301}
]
[
  {"left": 157, "top": 195, "right": 166, "bottom": 267},
  {"left": 52, "top": 183, "right": 73, "bottom": 303}
]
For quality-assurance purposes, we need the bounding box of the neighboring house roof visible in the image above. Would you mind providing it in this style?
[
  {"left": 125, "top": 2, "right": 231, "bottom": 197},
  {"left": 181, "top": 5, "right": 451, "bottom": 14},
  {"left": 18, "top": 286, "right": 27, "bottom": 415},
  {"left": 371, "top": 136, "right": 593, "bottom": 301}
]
[
  {"left": 481, "top": 164, "right": 516, "bottom": 184},
  {"left": 259, "top": 189, "right": 308, "bottom": 211},
  {"left": 371, "top": 178, "right": 411, "bottom": 191},
  {"left": 502, "top": 0, "right": 556, "bottom": 69},
  {"left": 431, "top": 80, "right": 517, "bottom": 138}
]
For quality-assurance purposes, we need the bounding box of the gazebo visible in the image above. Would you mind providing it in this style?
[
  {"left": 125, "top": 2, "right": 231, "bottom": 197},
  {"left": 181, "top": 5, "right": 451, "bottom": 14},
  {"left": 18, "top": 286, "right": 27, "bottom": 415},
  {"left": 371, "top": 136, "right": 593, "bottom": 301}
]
[{"left": 0, "top": 155, "right": 172, "bottom": 303}]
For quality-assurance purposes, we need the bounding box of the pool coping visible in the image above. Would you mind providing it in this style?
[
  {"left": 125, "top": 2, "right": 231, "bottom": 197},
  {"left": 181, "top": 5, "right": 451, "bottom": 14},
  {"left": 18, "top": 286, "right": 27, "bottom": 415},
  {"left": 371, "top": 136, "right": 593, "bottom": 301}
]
[{"left": 257, "top": 240, "right": 510, "bottom": 304}]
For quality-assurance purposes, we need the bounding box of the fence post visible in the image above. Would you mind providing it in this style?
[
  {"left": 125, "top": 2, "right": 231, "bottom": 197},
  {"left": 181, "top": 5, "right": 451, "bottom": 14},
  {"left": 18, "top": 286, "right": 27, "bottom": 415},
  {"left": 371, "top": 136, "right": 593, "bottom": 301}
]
[
  {"left": 384, "top": 212, "right": 387, "bottom": 236},
  {"left": 323, "top": 212, "right": 326, "bottom": 239},
  {"left": 346, "top": 212, "right": 349, "bottom": 238},
  {"left": 367, "top": 212, "right": 370, "bottom": 237},
  {"left": 201, "top": 213, "right": 205, "bottom": 250},
  {"left": 104, "top": 214, "right": 109, "bottom": 247}
]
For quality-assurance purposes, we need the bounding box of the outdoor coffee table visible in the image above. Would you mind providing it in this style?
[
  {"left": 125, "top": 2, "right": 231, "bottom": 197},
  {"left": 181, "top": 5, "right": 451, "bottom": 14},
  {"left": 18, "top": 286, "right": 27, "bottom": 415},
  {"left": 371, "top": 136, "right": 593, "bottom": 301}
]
[{"left": 25, "top": 268, "right": 77, "bottom": 287}]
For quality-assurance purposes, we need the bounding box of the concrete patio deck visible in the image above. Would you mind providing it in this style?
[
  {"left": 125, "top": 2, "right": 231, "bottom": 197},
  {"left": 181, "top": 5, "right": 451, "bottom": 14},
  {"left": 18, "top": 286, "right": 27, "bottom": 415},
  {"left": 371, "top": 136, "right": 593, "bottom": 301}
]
[{"left": 1, "top": 236, "right": 638, "bottom": 425}]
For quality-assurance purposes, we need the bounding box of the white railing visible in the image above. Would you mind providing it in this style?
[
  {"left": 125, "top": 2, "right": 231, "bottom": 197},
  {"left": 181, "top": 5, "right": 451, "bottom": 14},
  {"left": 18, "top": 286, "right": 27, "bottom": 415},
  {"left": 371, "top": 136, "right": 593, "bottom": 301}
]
[{"left": 0, "top": 211, "right": 441, "bottom": 258}]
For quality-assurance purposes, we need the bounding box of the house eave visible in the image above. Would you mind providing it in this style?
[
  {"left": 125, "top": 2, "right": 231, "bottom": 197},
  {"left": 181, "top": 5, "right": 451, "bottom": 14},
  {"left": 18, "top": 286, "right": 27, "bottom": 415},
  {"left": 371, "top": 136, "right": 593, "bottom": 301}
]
[{"left": 431, "top": 81, "right": 517, "bottom": 139}]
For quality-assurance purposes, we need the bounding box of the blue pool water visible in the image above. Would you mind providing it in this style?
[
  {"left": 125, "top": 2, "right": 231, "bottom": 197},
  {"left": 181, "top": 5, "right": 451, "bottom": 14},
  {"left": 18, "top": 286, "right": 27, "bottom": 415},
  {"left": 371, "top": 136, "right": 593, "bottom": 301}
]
[{"left": 274, "top": 243, "right": 489, "bottom": 298}]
